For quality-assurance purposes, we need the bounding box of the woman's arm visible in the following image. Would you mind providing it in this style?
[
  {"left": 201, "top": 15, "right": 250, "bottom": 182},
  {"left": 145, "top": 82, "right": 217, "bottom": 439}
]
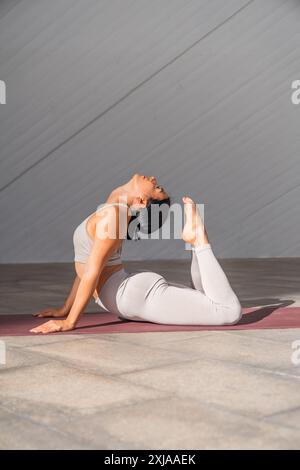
[
  {"left": 30, "top": 207, "right": 123, "bottom": 334},
  {"left": 32, "top": 275, "right": 81, "bottom": 318},
  {"left": 65, "top": 235, "right": 120, "bottom": 329},
  {"left": 63, "top": 275, "right": 81, "bottom": 314}
]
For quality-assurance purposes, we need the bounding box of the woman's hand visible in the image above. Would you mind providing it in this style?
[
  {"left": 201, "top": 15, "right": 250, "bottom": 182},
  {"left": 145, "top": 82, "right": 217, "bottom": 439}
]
[
  {"left": 30, "top": 319, "right": 74, "bottom": 334},
  {"left": 32, "top": 307, "right": 67, "bottom": 319}
]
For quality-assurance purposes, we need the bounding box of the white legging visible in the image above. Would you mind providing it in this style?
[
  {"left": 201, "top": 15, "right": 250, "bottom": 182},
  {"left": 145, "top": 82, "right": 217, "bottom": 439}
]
[{"left": 95, "top": 244, "right": 242, "bottom": 326}]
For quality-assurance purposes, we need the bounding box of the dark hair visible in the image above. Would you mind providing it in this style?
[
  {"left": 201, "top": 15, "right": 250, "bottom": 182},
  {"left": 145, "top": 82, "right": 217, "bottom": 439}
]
[{"left": 127, "top": 197, "right": 171, "bottom": 240}]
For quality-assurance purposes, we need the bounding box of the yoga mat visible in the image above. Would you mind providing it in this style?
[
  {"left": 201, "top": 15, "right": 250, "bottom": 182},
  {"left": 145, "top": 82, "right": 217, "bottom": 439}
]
[{"left": 0, "top": 306, "right": 300, "bottom": 336}]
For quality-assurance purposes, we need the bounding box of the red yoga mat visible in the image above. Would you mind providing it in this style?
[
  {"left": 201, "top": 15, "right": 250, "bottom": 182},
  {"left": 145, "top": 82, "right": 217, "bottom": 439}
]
[{"left": 0, "top": 306, "right": 300, "bottom": 336}]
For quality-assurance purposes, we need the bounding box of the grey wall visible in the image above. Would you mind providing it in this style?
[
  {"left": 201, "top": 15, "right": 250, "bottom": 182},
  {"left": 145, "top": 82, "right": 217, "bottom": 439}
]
[{"left": 0, "top": 0, "right": 299, "bottom": 262}]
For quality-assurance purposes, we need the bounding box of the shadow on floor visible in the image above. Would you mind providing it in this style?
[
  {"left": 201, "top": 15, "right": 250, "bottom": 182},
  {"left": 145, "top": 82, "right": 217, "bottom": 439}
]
[{"left": 238, "top": 299, "right": 294, "bottom": 325}]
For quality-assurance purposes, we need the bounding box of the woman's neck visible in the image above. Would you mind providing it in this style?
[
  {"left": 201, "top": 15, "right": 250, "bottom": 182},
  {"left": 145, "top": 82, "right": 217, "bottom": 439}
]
[{"left": 106, "top": 182, "right": 135, "bottom": 207}]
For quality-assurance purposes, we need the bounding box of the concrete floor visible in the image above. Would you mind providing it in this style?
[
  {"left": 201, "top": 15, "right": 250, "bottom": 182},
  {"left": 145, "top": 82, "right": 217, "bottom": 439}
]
[{"left": 0, "top": 259, "right": 300, "bottom": 450}]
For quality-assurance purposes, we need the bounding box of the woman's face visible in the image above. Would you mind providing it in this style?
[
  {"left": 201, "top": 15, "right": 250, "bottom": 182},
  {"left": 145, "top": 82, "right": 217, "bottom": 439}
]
[{"left": 133, "top": 173, "right": 169, "bottom": 201}]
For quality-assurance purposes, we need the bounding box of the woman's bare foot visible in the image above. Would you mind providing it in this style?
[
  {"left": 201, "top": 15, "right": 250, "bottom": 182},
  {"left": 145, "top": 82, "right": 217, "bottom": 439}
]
[{"left": 181, "top": 196, "right": 209, "bottom": 248}]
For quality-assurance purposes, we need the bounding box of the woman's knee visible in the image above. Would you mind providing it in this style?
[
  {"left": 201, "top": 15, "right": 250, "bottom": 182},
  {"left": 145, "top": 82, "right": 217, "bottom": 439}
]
[{"left": 224, "top": 300, "right": 242, "bottom": 325}]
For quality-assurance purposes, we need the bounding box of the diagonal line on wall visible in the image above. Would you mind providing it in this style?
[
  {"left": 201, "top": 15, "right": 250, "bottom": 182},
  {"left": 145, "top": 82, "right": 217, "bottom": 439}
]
[
  {"left": 0, "top": 0, "right": 255, "bottom": 194},
  {"left": 246, "top": 182, "right": 300, "bottom": 220},
  {"left": 0, "top": 0, "right": 25, "bottom": 23}
]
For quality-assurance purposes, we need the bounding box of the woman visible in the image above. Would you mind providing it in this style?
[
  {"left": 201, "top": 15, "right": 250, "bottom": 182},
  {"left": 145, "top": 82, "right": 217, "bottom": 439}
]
[{"left": 31, "top": 174, "right": 242, "bottom": 333}]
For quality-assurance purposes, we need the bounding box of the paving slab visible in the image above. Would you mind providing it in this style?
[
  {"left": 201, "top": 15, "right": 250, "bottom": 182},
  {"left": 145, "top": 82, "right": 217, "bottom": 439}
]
[
  {"left": 0, "top": 407, "right": 91, "bottom": 450},
  {"left": 146, "top": 331, "right": 299, "bottom": 374},
  {"left": 119, "top": 356, "right": 300, "bottom": 418},
  {"left": 266, "top": 406, "right": 300, "bottom": 431},
  {"left": 24, "top": 337, "right": 200, "bottom": 375},
  {"left": 65, "top": 396, "right": 300, "bottom": 450},
  {"left": 0, "top": 334, "right": 87, "bottom": 349},
  {"left": 0, "top": 346, "right": 49, "bottom": 370},
  {"left": 0, "top": 362, "right": 168, "bottom": 415}
]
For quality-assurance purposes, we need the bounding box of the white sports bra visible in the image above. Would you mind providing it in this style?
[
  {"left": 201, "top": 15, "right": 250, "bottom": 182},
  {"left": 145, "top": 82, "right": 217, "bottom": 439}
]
[{"left": 73, "top": 203, "right": 129, "bottom": 265}]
